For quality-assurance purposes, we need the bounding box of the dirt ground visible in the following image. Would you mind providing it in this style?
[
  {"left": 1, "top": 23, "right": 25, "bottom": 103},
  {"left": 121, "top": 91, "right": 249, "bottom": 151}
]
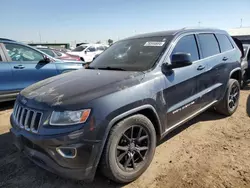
[{"left": 0, "top": 88, "right": 250, "bottom": 188}]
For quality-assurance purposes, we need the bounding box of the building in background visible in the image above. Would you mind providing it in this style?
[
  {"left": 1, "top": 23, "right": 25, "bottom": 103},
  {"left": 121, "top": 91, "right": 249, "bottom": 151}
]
[{"left": 228, "top": 27, "right": 250, "bottom": 44}]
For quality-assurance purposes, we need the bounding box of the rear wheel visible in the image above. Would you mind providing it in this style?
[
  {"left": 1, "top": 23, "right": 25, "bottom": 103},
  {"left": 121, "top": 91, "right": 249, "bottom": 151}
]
[
  {"left": 101, "top": 114, "right": 156, "bottom": 183},
  {"left": 215, "top": 79, "right": 240, "bottom": 116}
]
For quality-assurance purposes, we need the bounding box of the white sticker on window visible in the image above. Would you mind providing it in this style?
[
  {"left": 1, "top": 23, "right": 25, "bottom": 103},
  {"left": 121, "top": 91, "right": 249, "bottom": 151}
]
[{"left": 144, "top": 41, "right": 165, "bottom": 47}]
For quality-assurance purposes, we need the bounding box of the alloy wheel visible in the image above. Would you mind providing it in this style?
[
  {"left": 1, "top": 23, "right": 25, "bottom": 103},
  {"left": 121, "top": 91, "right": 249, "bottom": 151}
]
[
  {"left": 116, "top": 125, "right": 149, "bottom": 172},
  {"left": 228, "top": 83, "right": 239, "bottom": 110}
]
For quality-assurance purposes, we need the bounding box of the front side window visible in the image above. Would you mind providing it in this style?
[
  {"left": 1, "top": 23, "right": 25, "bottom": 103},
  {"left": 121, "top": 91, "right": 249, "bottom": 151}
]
[
  {"left": 171, "top": 35, "right": 199, "bottom": 62},
  {"left": 216, "top": 34, "right": 234, "bottom": 52},
  {"left": 198, "top": 34, "right": 220, "bottom": 58},
  {"left": 4, "top": 43, "right": 44, "bottom": 62},
  {"left": 89, "top": 36, "right": 169, "bottom": 71}
]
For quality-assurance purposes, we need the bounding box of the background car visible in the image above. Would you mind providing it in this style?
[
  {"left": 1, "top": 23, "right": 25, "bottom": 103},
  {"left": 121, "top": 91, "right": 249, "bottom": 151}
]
[
  {"left": 0, "top": 38, "right": 83, "bottom": 102},
  {"left": 68, "top": 43, "right": 108, "bottom": 63},
  {"left": 241, "top": 44, "right": 250, "bottom": 87},
  {"left": 36, "top": 46, "right": 83, "bottom": 62}
]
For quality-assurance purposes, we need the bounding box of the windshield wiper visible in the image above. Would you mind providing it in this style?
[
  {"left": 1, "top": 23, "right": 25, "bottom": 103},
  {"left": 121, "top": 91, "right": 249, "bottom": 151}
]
[{"left": 96, "top": 67, "right": 126, "bottom": 71}]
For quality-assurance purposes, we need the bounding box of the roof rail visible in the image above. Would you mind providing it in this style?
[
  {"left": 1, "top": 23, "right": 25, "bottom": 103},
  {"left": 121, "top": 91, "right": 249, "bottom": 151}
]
[
  {"left": 181, "top": 27, "right": 219, "bottom": 30},
  {"left": 0, "top": 38, "right": 16, "bottom": 42}
]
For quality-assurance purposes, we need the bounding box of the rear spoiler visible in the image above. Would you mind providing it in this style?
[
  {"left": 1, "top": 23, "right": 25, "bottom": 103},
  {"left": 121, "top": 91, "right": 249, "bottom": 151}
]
[{"left": 232, "top": 37, "right": 244, "bottom": 58}]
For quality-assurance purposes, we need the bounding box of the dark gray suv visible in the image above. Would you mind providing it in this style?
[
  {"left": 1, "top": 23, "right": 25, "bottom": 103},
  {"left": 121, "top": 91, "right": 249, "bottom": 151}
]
[{"left": 10, "top": 28, "right": 242, "bottom": 183}]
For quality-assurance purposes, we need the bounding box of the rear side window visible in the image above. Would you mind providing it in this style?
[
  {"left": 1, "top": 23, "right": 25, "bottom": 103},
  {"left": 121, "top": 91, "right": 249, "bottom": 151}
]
[
  {"left": 198, "top": 34, "right": 220, "bottom": 58},
  {"left": 171, "top": 35, "right": 199, "bottom": 62},
  {"left": 97, "top": 46, "right": 105, "bottom": 51},
  {"left": 0, "top": 55, "right": 2, "bottom": 61},
  {"left": 216, "top": 34, "right": 234, "bottom": 52}
]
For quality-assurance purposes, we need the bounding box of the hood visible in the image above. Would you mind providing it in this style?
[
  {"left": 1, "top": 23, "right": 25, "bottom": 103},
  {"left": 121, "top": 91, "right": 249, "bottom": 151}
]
[{"left": 20, "top": 69, "right": 144, "bottom": 108}]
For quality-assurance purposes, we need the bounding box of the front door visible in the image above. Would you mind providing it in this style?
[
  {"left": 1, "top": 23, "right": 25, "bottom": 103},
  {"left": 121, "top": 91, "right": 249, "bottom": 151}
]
[
  {"left": 2, "top": 42, "right": 58, "bottom": 91},
  {"left": 0, "top": 44, "right": 14, "bottom": 95},
  {"left": 163, "top": 34, "right": 207, "bottom": 128}
]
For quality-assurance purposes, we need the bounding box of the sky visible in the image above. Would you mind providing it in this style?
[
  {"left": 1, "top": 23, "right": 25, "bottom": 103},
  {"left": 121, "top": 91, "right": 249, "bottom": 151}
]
[{"left": 1, "top": 0, "right": 250, "bottom": 45}]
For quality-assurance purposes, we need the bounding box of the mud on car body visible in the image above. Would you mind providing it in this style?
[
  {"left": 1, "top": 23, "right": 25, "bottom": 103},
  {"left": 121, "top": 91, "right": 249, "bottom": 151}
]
[{"left": 10, "top": 28, "right": 242, "bottom": 183}]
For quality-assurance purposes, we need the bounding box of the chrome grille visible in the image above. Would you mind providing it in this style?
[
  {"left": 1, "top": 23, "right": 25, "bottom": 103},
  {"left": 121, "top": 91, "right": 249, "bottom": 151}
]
[{"left": 13, "top": 102, "right": 43, "bottom": 133}]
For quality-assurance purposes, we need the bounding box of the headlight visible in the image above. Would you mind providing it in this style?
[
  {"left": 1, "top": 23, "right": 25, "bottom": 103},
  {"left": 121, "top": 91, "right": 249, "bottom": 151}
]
[{"left": 50, "top": 109, "right": 91, "bottom": 126}]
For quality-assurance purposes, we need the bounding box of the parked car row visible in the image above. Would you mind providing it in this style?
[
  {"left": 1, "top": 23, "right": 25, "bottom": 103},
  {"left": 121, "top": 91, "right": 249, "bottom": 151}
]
[
  {"left": 8, "top": 28, "right": 246, "bottom": 183},
  {"left": 36, "top": 46, "right": 84, "bottom": 62}
]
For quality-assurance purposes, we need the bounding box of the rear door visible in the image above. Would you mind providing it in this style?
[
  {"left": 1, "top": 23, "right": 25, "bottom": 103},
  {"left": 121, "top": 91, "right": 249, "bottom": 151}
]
[
  {"left": 2, "top": 42, "right": 58, "bottom": 91},
  {"left": 196, "top": 33, "right": 226, "bottom": 107},
  {"left": 0, "top": 43, "right": 15, "bottom": 97}
]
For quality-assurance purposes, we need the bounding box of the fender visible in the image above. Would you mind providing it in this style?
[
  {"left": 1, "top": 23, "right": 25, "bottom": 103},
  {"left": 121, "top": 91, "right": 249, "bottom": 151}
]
[
  {"left": 218, "top": 67, "right": 242, "bottom": 100},
  {"left": 92, "top": 104, "right": 162, "bottom": 170}
]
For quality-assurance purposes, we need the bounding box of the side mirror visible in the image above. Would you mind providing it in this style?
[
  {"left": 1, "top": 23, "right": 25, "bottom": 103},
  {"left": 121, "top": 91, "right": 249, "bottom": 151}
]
[
  {"left": 167, "top": 53, "right": 193, "bottom": 69},
  {"left": 171, "top": 53, "right": 192, "bottom": 68}
]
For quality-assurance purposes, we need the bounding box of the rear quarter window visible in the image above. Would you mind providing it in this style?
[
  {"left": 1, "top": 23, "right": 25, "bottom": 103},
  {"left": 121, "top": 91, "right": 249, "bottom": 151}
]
[
  {"left": 216, "top": 34, "right": 234, "bottom": 52},
  {"left": 198, "top": 34, "right": 220, "bottom": 58}
]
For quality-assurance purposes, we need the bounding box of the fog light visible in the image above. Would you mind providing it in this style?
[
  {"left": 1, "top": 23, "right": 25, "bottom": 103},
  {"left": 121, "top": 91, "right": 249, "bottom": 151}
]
[{"left": 56, "top": 147, "right": 77, "bottom": 159}]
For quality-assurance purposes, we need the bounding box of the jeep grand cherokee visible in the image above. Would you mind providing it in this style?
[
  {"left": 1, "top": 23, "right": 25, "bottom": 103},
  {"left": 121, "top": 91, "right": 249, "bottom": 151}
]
[{"left": 10, "top": 28, "right": 242, "bottom": 183}]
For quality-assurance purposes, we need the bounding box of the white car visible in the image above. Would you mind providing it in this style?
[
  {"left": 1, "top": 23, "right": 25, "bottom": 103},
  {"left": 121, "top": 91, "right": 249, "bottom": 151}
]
[{"left": 68, "top": 44, "right": 108, "bottom": 63}]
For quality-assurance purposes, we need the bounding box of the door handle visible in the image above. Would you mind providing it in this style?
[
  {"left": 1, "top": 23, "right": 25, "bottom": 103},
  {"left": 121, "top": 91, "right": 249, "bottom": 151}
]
[
  {"left": 197, "top": 65, "right": 205, "bottom": 70},
  {"left": 222, "top": 57, "right": 228, "bottom": 61},
  {"left": 14, "top": 65, "right": 25, "bottom": 69}
]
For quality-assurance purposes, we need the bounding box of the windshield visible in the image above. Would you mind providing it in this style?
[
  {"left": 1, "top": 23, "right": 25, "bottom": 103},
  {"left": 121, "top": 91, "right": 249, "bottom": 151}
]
[
  {"left": 72, "top": 45, "right": 87, "bottom": 52},
  {"left": 89, "top": 36, "right": 169, "bottom": 71}
]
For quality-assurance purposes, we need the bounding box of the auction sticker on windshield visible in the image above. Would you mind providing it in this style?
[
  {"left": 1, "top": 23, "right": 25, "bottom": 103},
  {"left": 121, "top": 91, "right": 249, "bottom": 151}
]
[{"left": 144, "top": 41, "right": 165, "bottom": 46}]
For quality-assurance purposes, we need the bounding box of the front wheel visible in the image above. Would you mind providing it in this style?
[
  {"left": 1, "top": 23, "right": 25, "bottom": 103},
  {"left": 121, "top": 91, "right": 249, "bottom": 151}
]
[
  {"left": 101, "top": 114, "right": 156, "bottom": 183},
  {"left": 215, "top": 79, "right": 240, "bottom": 116}
]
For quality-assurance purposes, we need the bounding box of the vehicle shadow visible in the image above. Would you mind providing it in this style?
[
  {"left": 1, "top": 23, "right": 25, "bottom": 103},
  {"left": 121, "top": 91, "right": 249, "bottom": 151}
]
[
  {"left": 0, "top": 101, "right": 15, "bottom": 111},
  {"left": 158, "top": 110, "right": 225, "bottom": 146}
]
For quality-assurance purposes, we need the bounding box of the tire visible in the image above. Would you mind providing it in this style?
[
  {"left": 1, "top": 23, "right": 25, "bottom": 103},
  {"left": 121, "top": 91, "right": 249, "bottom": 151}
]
[
  {"left": 101, "top": 114, "right": 156, "bottom": 183},
  {"left": 215, "top": 79, "right": 240, "bottom": 116}
]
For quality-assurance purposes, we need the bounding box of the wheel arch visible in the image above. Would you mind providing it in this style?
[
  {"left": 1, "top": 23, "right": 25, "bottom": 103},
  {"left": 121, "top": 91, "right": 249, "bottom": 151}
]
[
  {"left": 229, "top": 67, "right": 242, "bottom": 84},
  {"left": 94, "top": 104, "right": 162, "bottom": 169}
]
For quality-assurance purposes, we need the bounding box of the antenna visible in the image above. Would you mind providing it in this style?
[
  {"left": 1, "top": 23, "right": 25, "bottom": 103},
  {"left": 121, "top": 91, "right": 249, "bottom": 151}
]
[{"left": 240, "top": 18, "right": 243, "bottom": 27}]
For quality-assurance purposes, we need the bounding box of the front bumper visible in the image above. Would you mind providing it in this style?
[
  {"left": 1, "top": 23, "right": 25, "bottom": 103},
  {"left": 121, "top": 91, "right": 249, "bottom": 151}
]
[{"left": 10, "top": 120, "right": 102, "bottom": 181}]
